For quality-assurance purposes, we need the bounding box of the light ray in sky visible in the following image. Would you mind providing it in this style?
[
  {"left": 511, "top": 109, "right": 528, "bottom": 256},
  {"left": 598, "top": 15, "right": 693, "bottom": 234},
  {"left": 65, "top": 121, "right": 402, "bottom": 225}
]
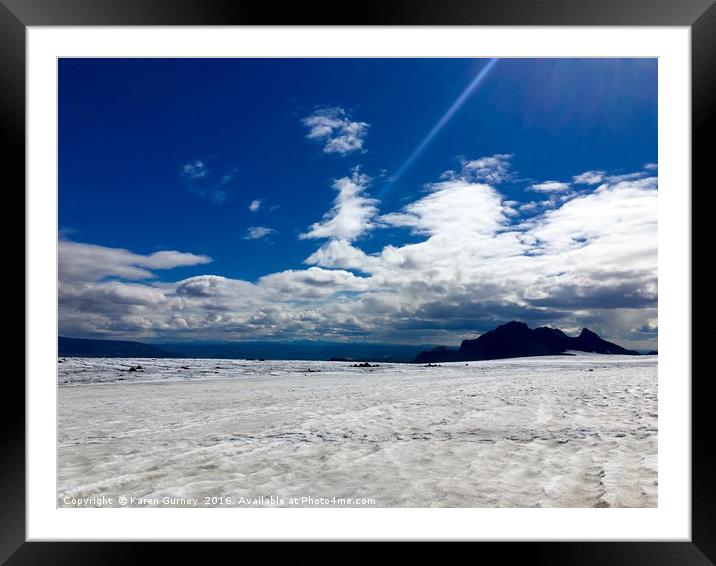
[{"left": 379, "top": 58, "right": 499, "bottom": 197}]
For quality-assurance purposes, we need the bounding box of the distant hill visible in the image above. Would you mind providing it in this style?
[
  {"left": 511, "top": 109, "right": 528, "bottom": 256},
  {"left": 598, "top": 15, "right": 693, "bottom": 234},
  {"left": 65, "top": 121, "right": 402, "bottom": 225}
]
[
  {"left": 58, "top": 337, "right": 429, "bottom": 362},
  {"left": 58, "top": 337, "right": 178, "bottom": 358},
  {"left": 155, "top": 341, "right": 427, "bottom": 363},
  {"left": 414, "top": 321, "right": 640, "bottom": 363}
]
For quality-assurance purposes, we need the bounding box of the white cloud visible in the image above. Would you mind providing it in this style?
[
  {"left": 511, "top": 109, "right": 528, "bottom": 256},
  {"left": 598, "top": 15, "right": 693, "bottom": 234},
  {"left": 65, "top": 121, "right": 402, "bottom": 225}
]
[
  {"left": 59, "top": 162, "right": 658, "bottom": 348},
  {"left": 260, "top": 267, "right": 371, "bottom": 297},
  {"left": 459, "top": 153, "right": 513, "bottom": 183},
  {"left": 573, "top": 169, "right": 653, "bottom": 186},
  {"left": 244, "top": 226, "right": 277, "bottom": 240},
  {"left": 248, "top": 200, "right": 261, "bottom": 212},
  {"left": 519, "top": 202, "right": 538, "bottom": 212},
  {"left": 175, "top": 275, "right": 256, "bottom": 298},
  {"left": 305, "top": 239, "right": 381, "bottom": 273},
  {"left": 527, "top": 180, "right": 571, "bottom": 193},
  {"left": 300, "top": 169, "right": 378, "bottom": 241},
  {"left": 573, "top": 170, "right": 604, "bottom": 185},
  {"left": 182, "top": 160, "right": 207, "bottom": 180},
  {"left": 527, "top": 176, "right": 657, "bottom": 254},
  {"left": 302, "top": 107, "right": 369, "bottom": 155},
  {"left": 382, "top": 178, "right": 507, "bottom": 237},
  {"left": 59, "top": 240, "right": 212, "bottom": 283}
]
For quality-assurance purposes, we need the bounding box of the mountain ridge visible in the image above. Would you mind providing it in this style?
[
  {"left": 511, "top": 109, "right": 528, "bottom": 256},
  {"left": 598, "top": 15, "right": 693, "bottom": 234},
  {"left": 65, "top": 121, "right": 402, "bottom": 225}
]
[
  {"left": 58, "top": 337, "right": 179, "bottom": 358},
  {"left": 58, "top": 337, "right": 430, "bottom": 362},
  {"left": 414, "top": 321, "right": 640, "bottom": 363}
]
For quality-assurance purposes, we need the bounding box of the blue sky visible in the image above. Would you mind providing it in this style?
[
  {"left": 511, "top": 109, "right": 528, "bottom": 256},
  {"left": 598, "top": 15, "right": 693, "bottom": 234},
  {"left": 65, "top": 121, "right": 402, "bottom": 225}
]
[{"left": 58, "top": 58, "right": 658, "bottom": 347}]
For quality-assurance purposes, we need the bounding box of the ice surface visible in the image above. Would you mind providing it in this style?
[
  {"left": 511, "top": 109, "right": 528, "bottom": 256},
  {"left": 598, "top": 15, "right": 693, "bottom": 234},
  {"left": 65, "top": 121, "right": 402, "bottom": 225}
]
[{"left": 57, "top": 355, "right": 657, "bottom": 507}]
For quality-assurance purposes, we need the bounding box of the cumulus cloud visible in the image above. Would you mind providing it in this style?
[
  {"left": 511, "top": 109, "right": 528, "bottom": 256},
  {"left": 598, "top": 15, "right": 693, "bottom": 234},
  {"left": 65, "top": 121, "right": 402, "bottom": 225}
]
[
  {"left": 300, "top": 169, "right": 378, "bottom": 241},
  {"left": 305, "top": 239, "right": 381, "bottom": 273},
  {"left": 526, "top": 176, "right": 657, "bottom": 253},
  {"left": 59, "top": 159, "right": 658, "bottom": 348},
  {"left": 302, "top": 107, "right": 369, "bottom": 155},
  {"left": 248, "top": 200, "right": 261, "bottom": 212},
  {"left": 244, "top": 226, "right": 277, "bottom": 240},
  {"left": 260, "top": 267, "right": 371, "bottom": 298},
  {"left": 175, "top": 275, "right": 253, "bottom": 298},
  {"left": 527, "top": 180, "right": 571, "bottom": 193},
  {"left": 458, "top": 153, "right": 513, "bottom": 183},
  {"left": 382, "top": 178, "right": 507, "bottom": 237}
]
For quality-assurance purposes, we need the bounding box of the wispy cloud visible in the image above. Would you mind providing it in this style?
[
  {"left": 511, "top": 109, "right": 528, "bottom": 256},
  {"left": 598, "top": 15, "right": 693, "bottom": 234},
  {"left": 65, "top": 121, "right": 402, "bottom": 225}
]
[
  {"left": 58, "top": 226, "right": 80, "bottom": 239},
  {"left": 302, "top": 107, "right": 369, "bottom": 156},
  {"left": 527, "top": 180, "right": 571, "bottom": 193},
  {"left": 59, "top": 240, "right": 212, "bottom": 283},
  {"left": 181, "top": 160, "right": 237, "bottom": 203},
  {"left": 573, "top": 170, "right": 605, "bottom": 185},
  {"left": 249, "top": 200, "right": 261, "bottom": 212},
  {"left": 244, "top": 226, "right": 277, "bottom": 240},
  {"left": 606, "top": 171, "right": 648, "bottom": 183},
  {"left": 573, "top": 169, "right": 651, "bottom": 187},
  {"left": 210, "top": 191, "right": 230, "bottom": 204},
  {"left": 182, "top": 160, "right": 208, "bottom": 180}
]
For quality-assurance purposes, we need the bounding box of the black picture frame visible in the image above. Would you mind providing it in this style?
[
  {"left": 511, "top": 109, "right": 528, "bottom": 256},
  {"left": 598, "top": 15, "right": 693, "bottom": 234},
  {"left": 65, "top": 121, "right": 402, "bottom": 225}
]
[{"left": 4, "top": 0, "right": 712, "bottom": 562}]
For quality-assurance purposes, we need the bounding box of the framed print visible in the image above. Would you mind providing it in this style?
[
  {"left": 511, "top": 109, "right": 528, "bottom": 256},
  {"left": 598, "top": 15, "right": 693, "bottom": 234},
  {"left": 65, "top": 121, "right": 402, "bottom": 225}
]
[{"left": 5, "top": 0, "right": 713, "bottom": 561}]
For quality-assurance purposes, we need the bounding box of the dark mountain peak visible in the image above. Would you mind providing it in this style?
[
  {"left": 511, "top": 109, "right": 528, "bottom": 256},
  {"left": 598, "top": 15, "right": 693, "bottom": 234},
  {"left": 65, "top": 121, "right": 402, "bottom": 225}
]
[
  {"left": 497, "top": 321, "right": 529, "bottom": 332},
  {"left": 534, "top": 326, "right": 568, "bottom": 337},
  {"left": 579, "top": 328, "right": 599, "bottom": 338},
  {"left": 414, "top": 322, "right": 640, "bottom": 363},
  {"left": 572, "top": 328, "right": 639, "bottom": 355},
  {"left": 458, "top": 320, "right": 529, "bottom": 353}
]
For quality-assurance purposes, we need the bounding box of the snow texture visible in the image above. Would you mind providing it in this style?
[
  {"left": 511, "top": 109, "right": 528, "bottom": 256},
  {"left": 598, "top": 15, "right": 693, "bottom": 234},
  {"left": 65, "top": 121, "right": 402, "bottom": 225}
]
[{"left": 58, "top": 354, "right": 657, "bottom": 507}]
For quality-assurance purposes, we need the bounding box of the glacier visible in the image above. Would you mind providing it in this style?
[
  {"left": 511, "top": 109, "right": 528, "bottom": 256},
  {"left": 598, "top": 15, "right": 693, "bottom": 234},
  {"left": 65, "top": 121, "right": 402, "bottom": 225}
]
[{"left": 57, "top": 354, "right": 657, "bottom": 507}]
